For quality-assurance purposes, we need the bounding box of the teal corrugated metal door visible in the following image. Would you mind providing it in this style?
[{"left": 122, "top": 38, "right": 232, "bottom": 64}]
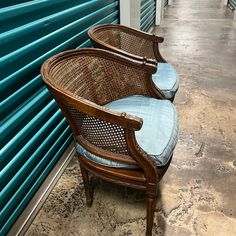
[
  {"left": 228, "top": 0, "right": 236, "bottom": 9},
  {"left": 0, "top": 0, "right": 119, "bottom": 235},
  {"left": 164, "top": 0, "right": 168, "bottom": 7},
  {"left": 140, "top": 0, "right": 156, "bottom": 32}
]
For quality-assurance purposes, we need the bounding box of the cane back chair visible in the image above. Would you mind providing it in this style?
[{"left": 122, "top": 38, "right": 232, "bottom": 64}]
[
  {"left": 88, "top": 24, "right": 179, "bottom": 101},
  {"left": 41, "top": 48, "right": 178, "bottom": 236}
]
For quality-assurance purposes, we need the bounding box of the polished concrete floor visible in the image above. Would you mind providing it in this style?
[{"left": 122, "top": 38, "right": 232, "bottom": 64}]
[{"left": 26, "top": 0, "right": 236, "bottom": 235}]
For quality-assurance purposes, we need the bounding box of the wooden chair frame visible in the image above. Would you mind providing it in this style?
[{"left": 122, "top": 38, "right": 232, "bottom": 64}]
[
  {"left": 88, "top": 23, "right": 167, "bottom": 63},
  {"left": 88, "top": 24, "right": 178, "bottom": 102},
  {"left": 41, "top": 48, "right": 173, "bottom": 236}
]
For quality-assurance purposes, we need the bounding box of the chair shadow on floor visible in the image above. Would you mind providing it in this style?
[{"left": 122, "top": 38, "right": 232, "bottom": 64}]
[{"left": 87, "top": 178, "right": 166, "bottom": 235}]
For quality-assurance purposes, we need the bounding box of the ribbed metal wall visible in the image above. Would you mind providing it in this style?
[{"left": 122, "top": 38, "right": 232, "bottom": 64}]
[
  {"left": 0, "top": 0, "right": 119, "bottom": 235},
  {"left": 140, "top": 0, "right": 156, "bottom": 32},
  {"left": 228, "top": 0, "right": 236, "bottom": 9},
  {"left": 164, "top": 0, "right": 168, "bottom": 7}
]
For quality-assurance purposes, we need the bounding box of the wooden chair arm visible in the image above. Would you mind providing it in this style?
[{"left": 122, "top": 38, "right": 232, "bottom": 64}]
[
  {"left": 88, "top": 48, "right": 165, "bottom": 100},
  {"left": 88, "top": 24, "right": 167, "bottom": 63},
  {"left": 43, "top": 81, "right": 159, "bottom": 170},
  {"left": 116, "top": 24, "right": 164, "bottom": 44},
  {"left": 43, "top": 48, "right": 165, "bottom": 103},
  {"left": 41, "top": 81, "right": 143, "bottom": 132}
]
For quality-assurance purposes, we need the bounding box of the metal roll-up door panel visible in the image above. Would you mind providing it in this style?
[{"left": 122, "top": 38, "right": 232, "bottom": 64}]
[
  {"left": 164, "top": 0, "right": 168, "bottom": 7},
  {"left": 140, "top": 0, "right": 156, "bottom": 32},
  {"left": 0, "top": 0, "right": 119, "bottom": 235},
  {"left": 228, "top": 0, "right": 236, "bottom": 9}
]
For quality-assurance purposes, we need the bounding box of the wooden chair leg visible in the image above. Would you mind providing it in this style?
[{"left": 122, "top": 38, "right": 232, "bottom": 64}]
[
  {"left": 80, "top": 164, "right": 93, "bottom": 207},
  {"left": 146, "top": 195, "right": 156, "bottom": 236}
]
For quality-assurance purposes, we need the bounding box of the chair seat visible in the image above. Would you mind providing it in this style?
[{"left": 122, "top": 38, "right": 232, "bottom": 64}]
[
  {"left": 76, "top": 96, "right": 178, "bottom": 169},
  {"left": 152, "top": 63, "right": 179, "bottom": 99}
]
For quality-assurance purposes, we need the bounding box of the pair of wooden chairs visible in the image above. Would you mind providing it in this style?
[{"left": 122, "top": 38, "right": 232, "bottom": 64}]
[{"left": 41, "top": 24, "right": 179, "bottom": 236}]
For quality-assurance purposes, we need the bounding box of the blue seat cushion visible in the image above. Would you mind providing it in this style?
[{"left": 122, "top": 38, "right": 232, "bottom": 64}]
[
  {"left": 152, "top": 63, "right": 179, "bottom": 99},
  {"left": 76, "top": 96, "right": 178, "bottom": 168},
  {"left": 76, "top": 143, "right": 138, "bottom": 169}
]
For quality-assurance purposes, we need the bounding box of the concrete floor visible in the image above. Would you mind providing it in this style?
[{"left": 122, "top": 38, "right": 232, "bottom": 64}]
[{"left": 26, "top": 0, "right": 236, "bottom": 235}]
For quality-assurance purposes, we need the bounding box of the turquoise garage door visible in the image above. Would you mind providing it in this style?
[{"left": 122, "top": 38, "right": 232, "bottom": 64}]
[
  {"left": 228, "top": 0, "right": 236, "bottom": 9},
  {"left": 140, "top": 0, "right": 156, "bottom": 31},
  {"left": 0, "top": 0, "right": 119, "bottom": 235},
  {"left": 164, "top": 0, "right": 168, "bottom": 7}
]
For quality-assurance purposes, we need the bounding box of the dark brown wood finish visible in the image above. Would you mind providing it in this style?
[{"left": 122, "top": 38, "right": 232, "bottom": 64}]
[
  {"left": 41, "top": 48, "right": 173, "bottom": 236},
  {"left": 88, "top": 24, "right": 174, "bottom": 103},
  {"left": 88, "top": 24, "right": 167, "bottom": 63}
]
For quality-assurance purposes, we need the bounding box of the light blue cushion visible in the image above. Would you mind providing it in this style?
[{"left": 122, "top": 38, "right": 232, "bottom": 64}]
[
  {"left": 76, "top": 143, "right": 138, "bottom": 169},
  {"left": 152, "top": 63, "right": 179, "bottom": 99},
  {"left": 76, "top": 96, "right": 178, "bottom": 168}
]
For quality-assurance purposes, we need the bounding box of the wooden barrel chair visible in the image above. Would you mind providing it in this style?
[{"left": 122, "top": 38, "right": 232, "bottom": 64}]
[
  {"left": 88, "top": 24, "right": 179, "bottom": 101},
  {"left": 41, "top": 48, "right": 178, "bottom": 236}
]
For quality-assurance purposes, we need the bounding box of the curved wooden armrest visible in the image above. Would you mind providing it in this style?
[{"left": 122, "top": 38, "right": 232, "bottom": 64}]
[
  {"left": 121, "top": 28, "right": 167, "bottom": 63},
  {"left": 88, "top": 49, "right": 165, "bottom": 100},
  {"left": 88, "top": 24, "right": 167, "bottom": 63},
  {"left": 95, "top": 24, "right": 164, "bottom": 43},
  {"left": 42, "top": 80, "right": 143, "bottom": 132},
  {"left": 43, "top": 81, "right": 159, "bottom": 173},
  {"left": 43, "top": 48, "right": 165, "bottom": 102},
  {"left": 152, "top": 35, "right": 164, "bottom": 43},
  {"left": 63, "top": 48, "right": 157, "bottom": 74}
]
